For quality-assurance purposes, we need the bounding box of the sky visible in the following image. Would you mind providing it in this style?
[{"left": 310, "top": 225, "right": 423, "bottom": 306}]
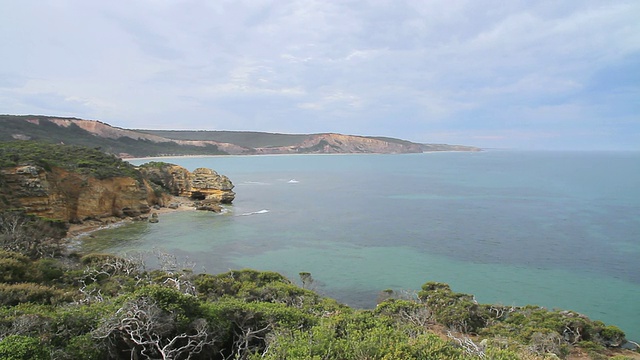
[{"left": 1, "top": 1, "right": 639, "bottom": 150}]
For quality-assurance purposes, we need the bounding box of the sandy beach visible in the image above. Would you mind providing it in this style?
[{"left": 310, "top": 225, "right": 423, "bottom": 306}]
[{"left": 65, "top": 197, "right": 197, "bottom": 239}]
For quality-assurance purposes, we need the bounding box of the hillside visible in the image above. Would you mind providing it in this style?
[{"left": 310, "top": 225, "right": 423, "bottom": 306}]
[
  {"left": 0, "top": 115, "right": 480, "bottom": 157},
  {"left": 137, "top": 129, "right": 309, "bottom": 148},
  {"left": 0, "top": 243, "right": 635, "bottom": 359},
  {"left": 0, "top": 115, "right": 229, "bottom": 158}
]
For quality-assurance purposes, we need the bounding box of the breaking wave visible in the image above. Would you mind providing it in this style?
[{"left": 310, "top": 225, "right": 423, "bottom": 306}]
[{"left": 239, "top": 209, "right": 270, "bottom": 216}]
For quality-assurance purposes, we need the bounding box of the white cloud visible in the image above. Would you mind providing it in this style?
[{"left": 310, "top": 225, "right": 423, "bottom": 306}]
[{"left": 1, "top": 0, "right": 638, "bottom": 149}]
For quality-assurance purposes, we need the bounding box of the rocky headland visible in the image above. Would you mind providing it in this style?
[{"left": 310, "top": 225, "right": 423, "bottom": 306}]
[
  {"left": 139, "top": 163, "right": 235, "bottom": 204},
  {"left": 0, "top": 115, "right": 481, "bottom": 157},
  {"left": 1, "top": 165, "right": 154, "bottom": 222},
  {"left": 0, "top": 142, "right": 234, "bottom": 234}
]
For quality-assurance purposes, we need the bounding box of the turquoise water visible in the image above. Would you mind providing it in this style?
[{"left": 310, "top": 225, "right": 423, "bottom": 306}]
[{"left": 81, "top": 151, "right": 640, "bottom": 340}]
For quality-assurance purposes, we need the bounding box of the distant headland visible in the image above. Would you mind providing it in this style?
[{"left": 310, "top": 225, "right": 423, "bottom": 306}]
[{"left": 0, "top": 114, "right": 481, "bottom": 158}]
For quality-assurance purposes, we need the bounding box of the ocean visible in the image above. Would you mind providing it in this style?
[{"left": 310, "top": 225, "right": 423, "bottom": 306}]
[{"left": 79, "top": 151, "right": 640, "bottom": 340}]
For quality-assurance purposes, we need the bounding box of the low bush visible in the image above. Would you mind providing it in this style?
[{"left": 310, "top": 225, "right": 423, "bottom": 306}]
[
  {"left": 0, "top": 251, "right": 32, "bottom": 283},
  {"left": 0, "top": 283, "right": 72, "bottom": 306},
  {"left": 0, "top": 335, "right": 50, "bottom": 360},
  {"left": 418, "top": 281, "right": 490, "bottom": 333}
]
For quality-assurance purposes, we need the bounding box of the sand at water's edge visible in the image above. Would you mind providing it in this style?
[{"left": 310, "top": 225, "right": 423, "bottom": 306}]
[{"left": 65, "top": 197, "right": 197, "bottom": 239}]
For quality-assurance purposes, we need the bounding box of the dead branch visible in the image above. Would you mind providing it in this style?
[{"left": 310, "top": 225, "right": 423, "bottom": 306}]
[
  {"left": 93, "top": 297, "right": 215, "bottom": 360},
  {"left": 447, "top": 330, "right": 486, "bottom": 358}
]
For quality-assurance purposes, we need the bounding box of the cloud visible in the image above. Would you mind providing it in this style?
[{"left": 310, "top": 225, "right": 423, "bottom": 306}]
[
  {"left": 298, "top": 90, "right": 363, "bottom": 111},
  {"left": 1, "top": 0, "right": 638, "bottom": 149}
]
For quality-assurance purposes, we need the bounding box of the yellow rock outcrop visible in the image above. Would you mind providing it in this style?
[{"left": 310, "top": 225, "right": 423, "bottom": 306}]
[{"left": 0, "top": 165, "right": 157, "bottom": 222}]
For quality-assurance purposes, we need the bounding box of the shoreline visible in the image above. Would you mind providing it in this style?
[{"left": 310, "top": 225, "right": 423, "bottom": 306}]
[
  {"left": 65, "top": 197, "right": 197, "bottom": 240},
  {"left": 124, "top": 150, "right": 481, "bottom": 162}
]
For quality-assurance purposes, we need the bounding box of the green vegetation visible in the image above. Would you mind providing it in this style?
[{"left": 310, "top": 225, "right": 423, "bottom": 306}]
[
  {"left": 1, "top": 115, "right": 482, "bottom": 156},
  {"left": 0, "top": 335, "right": 51, "bottom": 360},
  {"left": 0, "top": 212, "right": 67, "bottom": 259},
  {"left": 0, "top": 141, "right": 141, "bottom": 180},
  {"left": 138, "top": 129, "right": 309, "bottom": 148},
  {"left": 0, "top": 115, "right": 227, "bottom": 157},
  {"left": 418, "top": 282, "right": 630, "bottom": 357},
  {"left": 0, "top": 211, "right": 636, "bottom": 359}
]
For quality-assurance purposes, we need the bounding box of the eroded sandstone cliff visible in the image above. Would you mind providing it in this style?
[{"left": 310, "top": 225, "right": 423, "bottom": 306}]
[
  {"left": 0, "top": 165, "right": 155, "bottom": 222},
  {"left": 139, "top": 163, "right": 235, "bottom": 204},
  {"left": 0, "top": 161, "right": 234, "bottom": 224}
]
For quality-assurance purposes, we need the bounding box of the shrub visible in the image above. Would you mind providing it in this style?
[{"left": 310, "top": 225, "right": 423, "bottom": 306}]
[
  {"left": 0, "top": 141, "right": 141, "bottom": 180},
  {"left": 0, "top": 283, "right": 71, "bottom": 306},
  {"left": 0, "top": 251, "right": 32, "bottom": 283},
  {"left": 33, "top": 258, "right": 65, "bottom": 284},
  {"left": 418, "top": 281, "right": 490, "bottom": 333},
  {"left": 195, "top": 269, "right": 293, "bottom": 300},
  {"left": 0, "top": 335, "right": 50, "bottom": 360},
  {"left": 0, "top": 212, "right": 67, "bottom": 259},
  {"left": 256, "top": 311, "right": 466, "bottom": 360},
  {"left": 133, "top": 285, "right": 204, "bottom": 323},
  {"left": 59, "top": 334, "right": 103, "bottom": 360},
  {"left": 599, "top": 325, "right": 626, "bottom": 347}
]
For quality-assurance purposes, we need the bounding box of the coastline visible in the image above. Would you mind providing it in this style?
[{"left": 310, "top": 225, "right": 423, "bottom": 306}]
[
  {"left": 124, "top": 150, "right": 481, "bottom": 162},
  {"left": 65, "top": 197, "right": 197, "bottom": 240}
]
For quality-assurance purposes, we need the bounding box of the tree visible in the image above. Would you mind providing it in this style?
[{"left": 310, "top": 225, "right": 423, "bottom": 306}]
[{"left": 298, "top": 272, "right": 314, "bottom": 290}]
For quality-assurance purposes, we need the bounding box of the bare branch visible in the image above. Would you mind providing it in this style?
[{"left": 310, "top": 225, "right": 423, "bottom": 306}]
[
  {"left": 447, "top": 330, "right": 486, "bottom": 358},
  {"left": 93, "top": 297, "right": 216, "bottom": 359}
]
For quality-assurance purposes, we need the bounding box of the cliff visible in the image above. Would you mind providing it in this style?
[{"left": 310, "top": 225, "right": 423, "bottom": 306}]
[
  {"left": 139, "top": 162, "right": 235, "bottom": 204},
  {"left": 252, "top": 133, "right": 427, "bottom": 154},
  {"left": 0, "top": 165, "right": 156, "bottom": 223},
  {"left": 0, "top": 142, "right": 234, "bottom": 225},
  {"left": 0, "top": 115, "right": 481, "bottom": 157}
]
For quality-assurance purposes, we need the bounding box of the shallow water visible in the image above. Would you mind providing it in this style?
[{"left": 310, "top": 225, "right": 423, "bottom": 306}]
[{"left": 81, "top": 151, "right": 640, "bottom": 340}]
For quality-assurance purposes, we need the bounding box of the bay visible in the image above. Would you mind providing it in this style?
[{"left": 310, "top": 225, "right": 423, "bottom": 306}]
[{"left": 80, "top": 151, "right": 640, "bottom": 340}]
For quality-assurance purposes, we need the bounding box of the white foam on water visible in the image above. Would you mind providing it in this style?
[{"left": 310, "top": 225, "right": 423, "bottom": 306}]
[
  {"left": 241, "top": 181, "right": 271, "bottom": 186},
  {"left": 239, "top": 209, "right": 270, "bottom": 216}
]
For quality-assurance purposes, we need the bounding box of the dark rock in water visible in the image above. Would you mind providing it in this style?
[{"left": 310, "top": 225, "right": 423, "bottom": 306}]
[
  {"left": 622, "top": 340, "right": 639, "bottom": 351},
  {"left": 149, "top": 212, "right": 159, "bottom": 223},
  {"left": 122, "top": 207, "right": 147, "bottom": 218},
  {"left": 195, "top": 199, "right": 222, "bottom": 212},
  {"left": 196, "top": 204, "right": 222, "bottom": 213}
]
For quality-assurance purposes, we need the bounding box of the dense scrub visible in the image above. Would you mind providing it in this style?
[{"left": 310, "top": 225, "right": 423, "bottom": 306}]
[
  {"left": 0, "top": 212, "right": 67, "bottom": 259},
  {"left": 0, "top": 141, "right": 141, "bottom": 180},
  {"left": 0, "top": 211, "right": 637, "bottom": 359},
  {"left": 139, "top": 129, "right": 309, "bottom": 148}
]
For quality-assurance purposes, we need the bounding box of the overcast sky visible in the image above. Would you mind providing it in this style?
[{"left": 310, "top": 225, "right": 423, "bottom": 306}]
[{"left": 1, "top": 1, "right": 638, "bottom": 150}]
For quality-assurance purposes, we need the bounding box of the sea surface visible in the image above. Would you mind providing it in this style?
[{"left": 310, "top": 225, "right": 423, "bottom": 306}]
[{"left": 79, "top": 151, "right": 640, "bottom": 340}]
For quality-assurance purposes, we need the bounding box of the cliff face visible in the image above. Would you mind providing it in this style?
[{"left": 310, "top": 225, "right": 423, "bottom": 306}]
[
  {"left": 47, "top": 118, "right": 248, "bottom": 155},
  {"left": 0, "top": 162, "right": 236, "bottom": 223},
  {"left": 140, "top": 164, "right": 235, "bottom": 204},
  {"left": 1, "top": 116, "right": 481, "bottom": 157},
  {"left": 0, "top": 165, "right": 155, "bottom": 222},
  {"left": 294, "top": 133, "right": 424, "bottom": 154}
]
